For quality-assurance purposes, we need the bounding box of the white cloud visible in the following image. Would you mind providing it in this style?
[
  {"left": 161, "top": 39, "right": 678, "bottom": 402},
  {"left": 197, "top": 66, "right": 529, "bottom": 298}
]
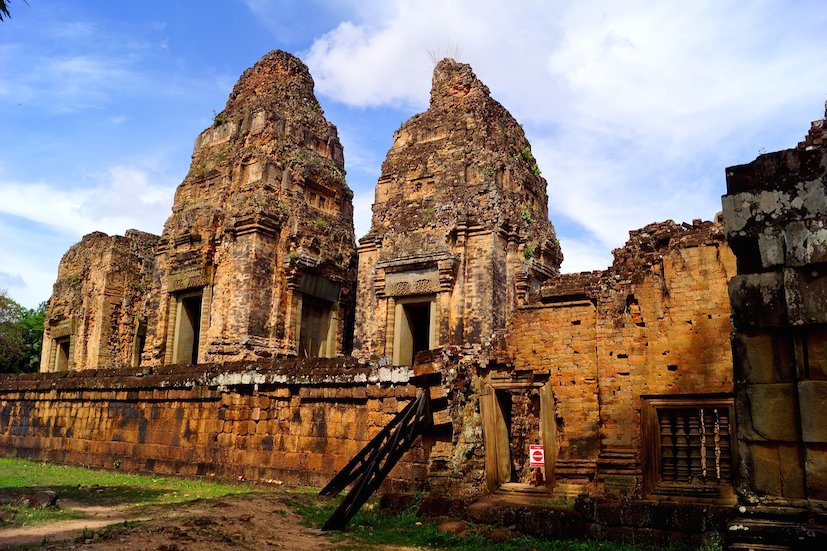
[
  {"left": 1, "top": 54, "right": 141, "bottom": 112},
  {"left": 0, "top": 272, "right": 25, "bottom": 289},
  {"left": 0, "top": 165, "right": 175, "bottom": 237},
  {"left": 558, "top": 237, "right": 612, "bottom": 275},
  {"left": 244, "top": 0, "right": 354, "bottom": 46},
  {"left": 352, "top": 191, "right": 374, "bottom": 242},
  {"left": 303, "top": 0, "right": 827, "bottom": 272},
  {"left": 0, "top": 165, "right": 176, "bottom": 307},
  {"left": 0, "top": 217, "right": 68, "bottom": 308},
  {"left": 305, "top": 0, "right": 559, "bottom": 110},
  {"left": 0, "top": 13, "right": 207, "bottom": 114}
]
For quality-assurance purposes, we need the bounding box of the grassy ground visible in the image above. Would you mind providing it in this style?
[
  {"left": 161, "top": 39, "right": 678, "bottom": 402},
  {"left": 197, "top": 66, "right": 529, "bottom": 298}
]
[
  {"left": 0, "top": 457, "right": 254, "bottom": 527},
  {"left": 286, "top": 493, "right": 705, "bottom": 551},
  {"left": 0, "top": 504, "right": 85, "bottom": 527},
  {"left": 0, "top": 458, "right": 719, "bottom": 550}
]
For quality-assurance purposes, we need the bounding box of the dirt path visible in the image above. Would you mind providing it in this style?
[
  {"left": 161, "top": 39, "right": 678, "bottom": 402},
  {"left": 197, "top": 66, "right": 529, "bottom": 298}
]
[
  {"left": 0, "top": 493, "right": 341, "bottom": 550},
  {"left": 0, "top": 500, "right": 139, "bottom": 548}
]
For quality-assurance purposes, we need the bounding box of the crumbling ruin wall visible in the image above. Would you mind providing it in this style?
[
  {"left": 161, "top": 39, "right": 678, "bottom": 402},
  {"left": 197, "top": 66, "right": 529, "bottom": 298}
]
[
  {"left": 1, "top": 359, "right": 425, "bottom": 489},
  {"left": 722, "top": 105, "right": 827, "bottom": 505},
  {"left": 499, "top": 220, "right": 736, "bottom": 499},
  {"left": 354, "top": 59, "right": 562, "bottom": 363},
  {"left": 40, "top": 230, "right": 158, "bottom": 372},
  {"left": 505, "top": 295, "right": 600, "bottom": 493}
]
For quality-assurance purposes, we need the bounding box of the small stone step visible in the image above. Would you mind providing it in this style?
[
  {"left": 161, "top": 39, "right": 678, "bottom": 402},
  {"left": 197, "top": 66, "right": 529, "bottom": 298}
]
[
  {"left": 726, "top": 516, "right": 827, "bottom": 549},
  {"left": 728, "top": 545, "right": 792, "bottom": 551}
]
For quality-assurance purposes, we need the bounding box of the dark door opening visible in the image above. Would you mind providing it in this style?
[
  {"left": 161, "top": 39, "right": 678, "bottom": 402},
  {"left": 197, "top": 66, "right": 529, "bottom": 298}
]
[
  {"left": 406, "top": 303, "right": 431, "bottom": 358},
  {"left": 495, "top": 388, "right": 543, "bottom": 486},
  {"left": 132, "top": 321, "right": 147, "bottom": 367},
  {"left": 397, "top": 301, "right": 431, "bottom": 366},
  {"left": 55, "top": 337, "right": 70, "bottom": 372},
  {"left": 299, "top": 295, "right": 333, "bottom": 358},
  {"left": 175, "top": 293, "right": 202, "bottom": 364}
]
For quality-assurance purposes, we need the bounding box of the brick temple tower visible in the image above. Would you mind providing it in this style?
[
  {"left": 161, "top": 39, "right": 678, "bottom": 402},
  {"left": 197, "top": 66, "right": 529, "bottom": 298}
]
[
  {"left": 141, "top": 50, "right": 357, "bottom": 366},
  {"left": 354, "top": 59, "right": 562, "bottom": 364},
  {"left": 40, "top": 230, "right": 158, "bottom": 372}
]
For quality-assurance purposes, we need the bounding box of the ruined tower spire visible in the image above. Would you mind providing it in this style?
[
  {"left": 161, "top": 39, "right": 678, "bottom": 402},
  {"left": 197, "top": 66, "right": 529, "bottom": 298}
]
[
  {"left": 354, "top": 58, "right": 562, "bottom": 362},
  {"left": 142, "top": 50, "right": 356, "bottom": 366}
]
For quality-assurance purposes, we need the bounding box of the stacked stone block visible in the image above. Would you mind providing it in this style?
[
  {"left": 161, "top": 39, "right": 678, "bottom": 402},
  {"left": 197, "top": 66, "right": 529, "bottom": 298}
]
[
  {"left": 1, "top": 360, "right": 424, "bottom": 489},
  {"left": 354, "top": 59, "right": 562, "bottom": 361},
  {"left": 722, "top": 105, "right": 827, "bottom": 505},
  {"left": 40, "top": 230, "right": 158, "bottom": 372}
]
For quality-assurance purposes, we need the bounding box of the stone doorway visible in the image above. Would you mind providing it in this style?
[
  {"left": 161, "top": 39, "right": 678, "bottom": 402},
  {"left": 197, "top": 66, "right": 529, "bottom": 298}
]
[
  {"left": 496, "top": 388, "right": 543, "bottom": 487},
  {"left": 392, "top": 296, "right": 436, "bottom": 366},
  {"left": 480, "top": 373, "right": 555, "bottom": 494},
  {"left": 54, "top": 337, "right": 70, "bottom": 372},
  {"left": 173, "top": 291, "right": 203, "bottom": 364},
  {"left": 299, "top": 295, "right": 334, "bottom": 358}
]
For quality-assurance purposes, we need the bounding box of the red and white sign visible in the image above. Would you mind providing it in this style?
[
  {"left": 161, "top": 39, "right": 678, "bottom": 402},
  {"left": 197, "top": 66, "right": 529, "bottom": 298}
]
[{"left": 529, "top": 444, "right": 544, "bottom": 467}]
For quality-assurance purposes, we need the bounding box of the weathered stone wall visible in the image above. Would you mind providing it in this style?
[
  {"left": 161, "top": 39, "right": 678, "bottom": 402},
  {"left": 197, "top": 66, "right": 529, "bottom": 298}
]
[
  {"left": 722, "top": 104, "right": 827, "bottom": 506},
  {"left": 2, "top": 360, "right": 426, "bottom": 489},
  {"left": 495, "top": 220, "right": 736, "bottom": 499},
  {"left": 41, "top": 230, "right": 158, "bottom": 372},
  {"left": 508, "top": 300, "right": 600, "bottom": 482},
  {"left": 354, "top": 59, "right": 561, "bottom": 363}
]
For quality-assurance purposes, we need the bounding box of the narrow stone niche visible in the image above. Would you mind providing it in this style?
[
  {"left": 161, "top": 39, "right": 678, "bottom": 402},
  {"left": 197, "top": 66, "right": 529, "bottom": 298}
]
[{"left": 53, "top": 336, "right": 71, "bottom": 372}]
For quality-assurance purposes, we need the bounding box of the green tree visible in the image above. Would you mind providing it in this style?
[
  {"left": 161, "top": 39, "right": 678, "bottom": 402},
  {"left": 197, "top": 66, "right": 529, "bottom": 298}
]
[
  {"left": 0, "top": 1, "right": 28, "bottom": 22},
  {"left": 19, "top": 301, "right": 46, "bottom": 371},
  {"left": 0, "top": 290, "right": 45, "bottom": 373},
  {"left": 0, "top": 290, "right": 25, "bottom": 371}
]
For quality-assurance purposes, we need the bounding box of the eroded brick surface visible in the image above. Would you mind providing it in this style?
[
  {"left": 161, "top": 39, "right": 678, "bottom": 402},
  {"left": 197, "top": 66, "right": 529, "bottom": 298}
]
[
  {"left": 498, "top": 220, "right": 736, "bottom": 498},
  {"left": 41, "top": 230, "right": 158, "bottom": 372},
  {"left": 40, "top": 50, "right": 356, "bottom": 372}
]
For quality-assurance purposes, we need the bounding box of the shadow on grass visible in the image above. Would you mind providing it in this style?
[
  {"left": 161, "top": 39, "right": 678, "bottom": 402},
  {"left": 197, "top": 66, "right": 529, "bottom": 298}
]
[{"left": 0, "top": 484, "right": 171, "bottom": 507}]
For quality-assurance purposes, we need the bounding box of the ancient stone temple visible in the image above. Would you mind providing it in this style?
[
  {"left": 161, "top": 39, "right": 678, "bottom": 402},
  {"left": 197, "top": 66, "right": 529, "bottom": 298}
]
[
  {"left": 8, "top": 49, "right": 827, "bottom": 547},
  {"left": 354, "top": 59, "right": 562, "bottom": 364},
  {"left": 722, "top": 105, "right": 827, "bottom": 544},
  {"left": 39, "top": 51, "right": 357, "bottom": 372},
  {"left": 143, "top": 50, "right": 356, "bottom": 366},
  {"left": 473, "top": 219, "right": 737, "bottom": 501},
  {"left": 40, "top": 230, "right": 158, "bottom": 372}
]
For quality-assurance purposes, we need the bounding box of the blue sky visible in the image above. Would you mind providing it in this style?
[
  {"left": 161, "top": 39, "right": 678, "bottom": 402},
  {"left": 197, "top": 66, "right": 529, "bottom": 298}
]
[{"left": 1, "top": 0, "right": 825, "bottom": 308}]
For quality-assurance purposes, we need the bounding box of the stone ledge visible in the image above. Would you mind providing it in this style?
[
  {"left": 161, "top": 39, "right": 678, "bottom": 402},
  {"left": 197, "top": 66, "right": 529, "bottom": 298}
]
[{"left": 0, "top": 357, "right": 414, "bottom": 392}]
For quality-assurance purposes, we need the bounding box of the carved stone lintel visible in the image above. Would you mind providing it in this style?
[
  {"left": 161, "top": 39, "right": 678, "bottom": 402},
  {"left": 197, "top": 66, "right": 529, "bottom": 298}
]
[
  {"left": 50, "top": 319, "right": 75, "bottom": 339},
  {"left": 384, "top": 269, "right": 440, "bottom": 297},
  {"left": 168, "top": 266, "right": 210, "bottom": 293}
]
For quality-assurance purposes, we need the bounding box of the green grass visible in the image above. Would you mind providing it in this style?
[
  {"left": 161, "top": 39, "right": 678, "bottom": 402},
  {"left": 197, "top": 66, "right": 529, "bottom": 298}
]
[
  {"left": 287, "top": 494, "right": 695, "bottom": 551},
  {"left": 0, "top": 503, "right": 85, "bottom": 527},
  {"left": 0, "top": 457, "right": 255, "bottom": 527}
]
